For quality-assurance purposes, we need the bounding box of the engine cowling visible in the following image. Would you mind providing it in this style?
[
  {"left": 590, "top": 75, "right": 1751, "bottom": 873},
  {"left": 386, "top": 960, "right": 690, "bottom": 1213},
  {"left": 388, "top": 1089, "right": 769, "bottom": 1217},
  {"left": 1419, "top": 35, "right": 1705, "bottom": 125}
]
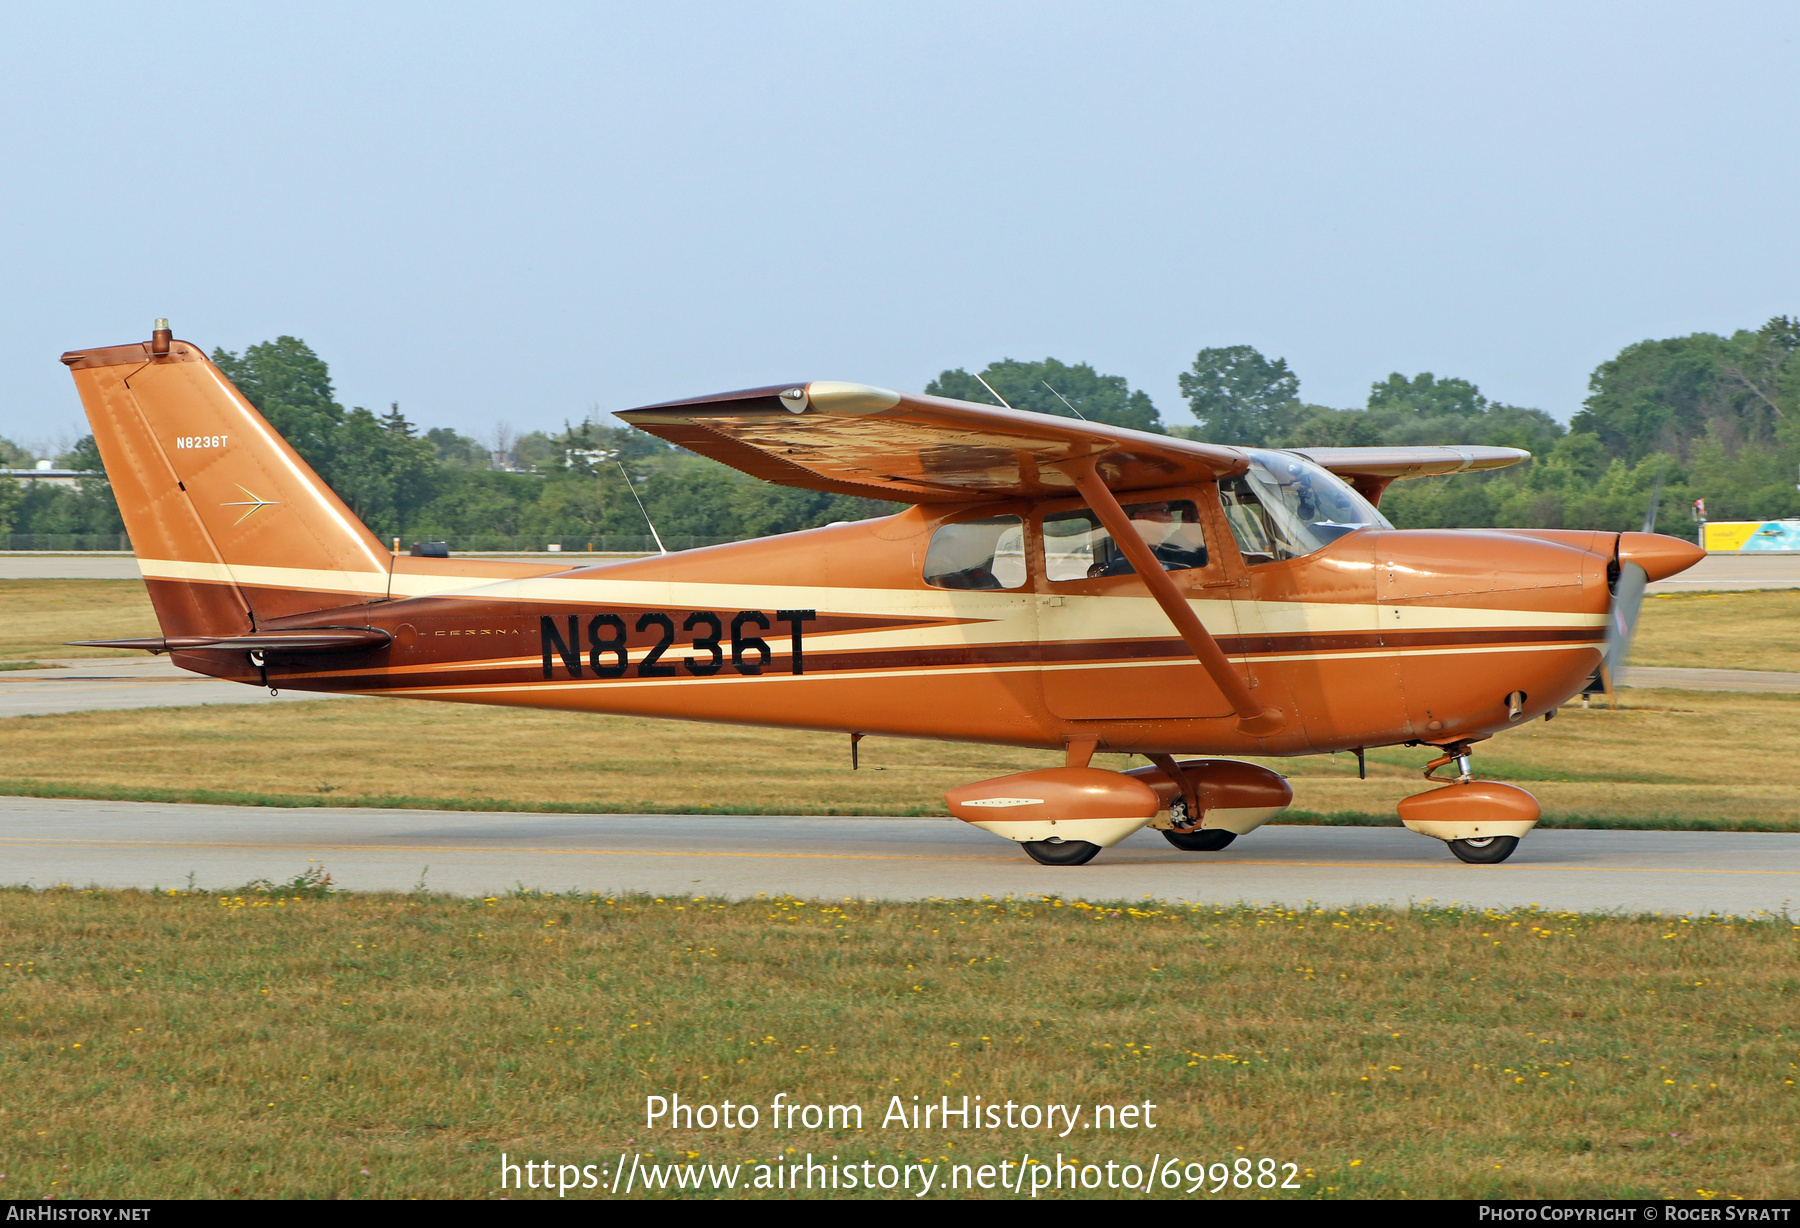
[
  {"left": 1124, "top": 758, "right": 1293, "bottom": 835},
  {"left": 946, "top": 768, "right": 1160, "bottom": 848}
]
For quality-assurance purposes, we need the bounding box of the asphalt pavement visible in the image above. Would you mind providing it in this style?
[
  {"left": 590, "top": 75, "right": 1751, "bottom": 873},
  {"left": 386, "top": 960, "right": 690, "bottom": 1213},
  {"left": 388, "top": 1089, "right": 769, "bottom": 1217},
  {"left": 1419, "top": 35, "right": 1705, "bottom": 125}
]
[
  {"left": 0, "top": 554, "right": 144, "bottom": 579},
  {"left": 0, "top": 797, "right": 1793, "bottom": 915},
  {"left": 0, "top": 657, "right": 347, "bottom": 717},
  {"left": 1644, "top": 554, "right": 1800, "bottom": 591}
]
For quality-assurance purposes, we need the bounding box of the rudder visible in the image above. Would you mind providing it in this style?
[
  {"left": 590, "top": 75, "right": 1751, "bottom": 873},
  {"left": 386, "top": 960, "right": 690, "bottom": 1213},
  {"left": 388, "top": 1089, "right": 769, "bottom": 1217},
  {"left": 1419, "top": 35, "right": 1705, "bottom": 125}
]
[{"left": 62, "top": 323, "right": 392, "bottom": 635}]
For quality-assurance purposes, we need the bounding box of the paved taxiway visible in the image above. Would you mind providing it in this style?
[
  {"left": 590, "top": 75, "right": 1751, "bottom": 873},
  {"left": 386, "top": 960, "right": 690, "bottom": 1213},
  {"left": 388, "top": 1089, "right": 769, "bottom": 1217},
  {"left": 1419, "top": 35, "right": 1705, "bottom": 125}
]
[
  {"left": 0, "top": 657, "right": 348, "bottom": 717},
  {"left": 1, "top": 797, "right": 1793, "bottom": 916}
]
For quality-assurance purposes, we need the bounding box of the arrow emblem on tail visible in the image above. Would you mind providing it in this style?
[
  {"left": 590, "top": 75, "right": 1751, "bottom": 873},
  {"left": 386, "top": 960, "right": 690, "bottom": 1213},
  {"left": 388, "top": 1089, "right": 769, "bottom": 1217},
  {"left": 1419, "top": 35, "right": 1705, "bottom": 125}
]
[{"left": 220, "top": 485, "right": 281, "bottom": 525}]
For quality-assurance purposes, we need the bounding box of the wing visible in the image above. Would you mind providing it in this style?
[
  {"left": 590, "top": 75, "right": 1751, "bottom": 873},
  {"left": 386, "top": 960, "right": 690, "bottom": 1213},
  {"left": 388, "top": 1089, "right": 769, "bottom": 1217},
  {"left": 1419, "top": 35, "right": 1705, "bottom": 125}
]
[
  {"left": 617, "top": 382, "right": 1248, "bottom": 503},
  {"left": 1285, "top": 444, "right": 1530, "bottom": 505}
]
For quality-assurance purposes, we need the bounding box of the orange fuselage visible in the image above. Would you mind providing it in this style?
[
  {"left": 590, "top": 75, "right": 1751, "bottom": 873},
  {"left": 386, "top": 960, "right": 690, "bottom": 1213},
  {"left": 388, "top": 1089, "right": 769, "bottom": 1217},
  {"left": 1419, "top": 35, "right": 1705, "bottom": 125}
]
[{"left": 167, "top": 494, "right": 1612, "bottom": 758}]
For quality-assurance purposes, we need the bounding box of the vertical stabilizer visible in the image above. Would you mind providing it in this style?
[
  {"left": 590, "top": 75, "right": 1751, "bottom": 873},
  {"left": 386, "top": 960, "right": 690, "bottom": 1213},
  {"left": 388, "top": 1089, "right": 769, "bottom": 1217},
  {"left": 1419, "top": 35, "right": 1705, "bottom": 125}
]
[{"left": 62, "top": 327, "right": 393, "bottom": 634}]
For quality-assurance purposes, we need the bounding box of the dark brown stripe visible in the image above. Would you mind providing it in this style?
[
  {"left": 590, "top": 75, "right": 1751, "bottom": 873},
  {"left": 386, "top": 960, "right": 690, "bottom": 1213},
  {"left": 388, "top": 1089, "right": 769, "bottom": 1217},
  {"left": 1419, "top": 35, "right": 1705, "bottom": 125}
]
[{"left": 272, "top": 624, "right": 1601, "bottom": 694}]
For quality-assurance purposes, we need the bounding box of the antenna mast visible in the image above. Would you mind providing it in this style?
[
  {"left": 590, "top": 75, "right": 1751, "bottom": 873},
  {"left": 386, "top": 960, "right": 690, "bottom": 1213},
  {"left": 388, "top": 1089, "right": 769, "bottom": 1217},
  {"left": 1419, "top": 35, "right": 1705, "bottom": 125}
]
[
  {"left": 617, "top": 461, "right": 668, "bottom": 555},
  {"left": 972, "top": 372, "right": 1014, "bottom": 410},
  {"left": 1041, "top": 380, "right": 1088, "bottom": 421}
]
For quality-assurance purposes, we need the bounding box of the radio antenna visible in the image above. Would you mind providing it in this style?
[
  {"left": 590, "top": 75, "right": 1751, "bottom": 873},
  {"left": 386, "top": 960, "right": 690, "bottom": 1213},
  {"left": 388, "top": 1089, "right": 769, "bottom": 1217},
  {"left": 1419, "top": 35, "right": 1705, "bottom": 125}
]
[
  {"left": 1041, "top": 379, "right": 1088, "bottom": 421},
  {"left": 972, "top": 372, "right": 1014, "bottom": 410},
  {"left": 617, "top": 461, "right": 668, "bottom": 555}
]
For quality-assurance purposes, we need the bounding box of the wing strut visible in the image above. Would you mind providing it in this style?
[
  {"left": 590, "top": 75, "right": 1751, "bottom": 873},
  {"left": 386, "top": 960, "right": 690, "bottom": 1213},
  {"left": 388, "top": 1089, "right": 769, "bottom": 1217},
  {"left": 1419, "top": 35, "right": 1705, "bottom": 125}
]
[{"left": 1061, "top": 455, "right": 1284, "bottom": 736}]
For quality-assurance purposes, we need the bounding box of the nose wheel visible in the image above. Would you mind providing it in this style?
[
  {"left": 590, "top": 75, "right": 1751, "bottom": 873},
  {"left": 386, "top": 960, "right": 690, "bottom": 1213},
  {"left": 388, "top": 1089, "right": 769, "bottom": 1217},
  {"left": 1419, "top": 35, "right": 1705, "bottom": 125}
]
[{"left": 1399, "top": 741, "right": 1540, "bottom": 864}]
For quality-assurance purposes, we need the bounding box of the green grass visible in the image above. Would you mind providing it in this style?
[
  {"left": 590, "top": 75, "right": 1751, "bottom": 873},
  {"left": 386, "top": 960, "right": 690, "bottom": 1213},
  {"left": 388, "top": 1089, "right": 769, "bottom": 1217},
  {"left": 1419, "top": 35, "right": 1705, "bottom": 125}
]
[
  {"left": 1633, "top": 589, "right": 1800, "bottom": 673},
  {"left": 2, "top": 688, "right": 1798, "bottom": 829},
  {"left": 0, "top": 579, "right": 161, "bottom": 660},
  {"left": 1, "top": 887, "right": 1794, "bottom": 1200}
]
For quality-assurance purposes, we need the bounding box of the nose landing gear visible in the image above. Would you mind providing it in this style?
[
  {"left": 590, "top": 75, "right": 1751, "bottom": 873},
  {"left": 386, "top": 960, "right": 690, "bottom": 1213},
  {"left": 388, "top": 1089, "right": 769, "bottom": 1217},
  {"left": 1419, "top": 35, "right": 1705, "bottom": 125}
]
[{"left": 1397, "top": 740, "right": 1540, "bottom": 864}]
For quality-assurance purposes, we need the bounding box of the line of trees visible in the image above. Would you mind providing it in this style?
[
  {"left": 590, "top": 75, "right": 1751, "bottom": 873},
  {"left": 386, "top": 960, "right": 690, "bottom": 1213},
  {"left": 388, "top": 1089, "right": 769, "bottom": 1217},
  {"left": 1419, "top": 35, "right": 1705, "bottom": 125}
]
[
  {"left": 1162, "top": 321, "right": 1800, "bottom": 536},
  {"left": 3, "top": 317, "right": 1795, "bottom": 544}
]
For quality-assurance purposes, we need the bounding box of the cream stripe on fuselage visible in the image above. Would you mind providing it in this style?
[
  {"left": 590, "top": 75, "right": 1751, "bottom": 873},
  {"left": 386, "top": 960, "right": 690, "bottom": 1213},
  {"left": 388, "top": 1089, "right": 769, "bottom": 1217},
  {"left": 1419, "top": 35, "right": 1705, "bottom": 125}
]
[{"left": 139, "top": 557, "right": 390, "bottom": 598}]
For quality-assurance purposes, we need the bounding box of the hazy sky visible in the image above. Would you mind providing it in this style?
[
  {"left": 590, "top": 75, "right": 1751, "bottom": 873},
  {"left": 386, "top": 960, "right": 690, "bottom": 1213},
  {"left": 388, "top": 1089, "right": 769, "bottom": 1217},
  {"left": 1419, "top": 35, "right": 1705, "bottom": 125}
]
[{"left": 2, "top": 1, "right": 1796, "bottom": 453}]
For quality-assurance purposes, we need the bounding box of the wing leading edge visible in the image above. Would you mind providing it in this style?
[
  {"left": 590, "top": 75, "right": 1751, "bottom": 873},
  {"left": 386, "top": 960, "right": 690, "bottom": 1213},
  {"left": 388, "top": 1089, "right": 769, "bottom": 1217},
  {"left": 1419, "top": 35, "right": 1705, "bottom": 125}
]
[
  {"left": 1287, "top": 445, "right": 1530, "bottom": 505},
  {"left": 617, "top": 382, "right": 1249, "bottom": 503}
]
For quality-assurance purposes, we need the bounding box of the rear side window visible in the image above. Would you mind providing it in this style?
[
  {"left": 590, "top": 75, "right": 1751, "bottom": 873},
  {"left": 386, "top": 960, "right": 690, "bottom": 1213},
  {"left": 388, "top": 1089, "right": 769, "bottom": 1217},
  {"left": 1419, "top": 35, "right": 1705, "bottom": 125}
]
[
  {"left": 923, "top": 515, "right": 1027, "bottom": 590},
  {"left": 1043, "top": 500, "right": 1207, "bottom": 581}
]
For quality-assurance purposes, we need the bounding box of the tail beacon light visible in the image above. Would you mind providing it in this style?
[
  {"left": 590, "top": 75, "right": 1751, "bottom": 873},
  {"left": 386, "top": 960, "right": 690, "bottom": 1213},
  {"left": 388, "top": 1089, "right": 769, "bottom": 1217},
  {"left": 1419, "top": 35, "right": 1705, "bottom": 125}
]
[{"left": 947, "top": 768, "right": 1159, "bottom": 848}]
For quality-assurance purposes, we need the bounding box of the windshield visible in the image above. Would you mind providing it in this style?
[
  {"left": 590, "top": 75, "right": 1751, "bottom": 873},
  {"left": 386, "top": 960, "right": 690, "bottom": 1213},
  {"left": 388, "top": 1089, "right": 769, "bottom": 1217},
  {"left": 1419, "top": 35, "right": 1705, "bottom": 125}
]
[{"left": 1219, "top": 450, "right": 1391, "bottom": 564}]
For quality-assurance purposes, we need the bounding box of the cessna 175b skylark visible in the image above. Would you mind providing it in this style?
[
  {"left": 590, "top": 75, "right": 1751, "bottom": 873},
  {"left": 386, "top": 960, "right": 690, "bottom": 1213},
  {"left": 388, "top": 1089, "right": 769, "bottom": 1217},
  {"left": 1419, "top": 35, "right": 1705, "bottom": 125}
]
[{"left": 61, "top": 323, "right": 1704, "bottom": 866}]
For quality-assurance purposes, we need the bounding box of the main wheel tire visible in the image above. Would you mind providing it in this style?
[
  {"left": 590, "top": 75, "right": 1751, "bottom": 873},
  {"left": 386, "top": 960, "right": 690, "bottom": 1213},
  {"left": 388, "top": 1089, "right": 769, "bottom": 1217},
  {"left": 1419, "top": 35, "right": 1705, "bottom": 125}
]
[
  {"left": 1022, "top": 839, "right": 1101, "bottom": 866},
  {"left": 1448, "top": 835, "right": 1520, "bottom": 864},
  {"left": 1161, "top": 828, "right": 1236, "bottom": 852}
]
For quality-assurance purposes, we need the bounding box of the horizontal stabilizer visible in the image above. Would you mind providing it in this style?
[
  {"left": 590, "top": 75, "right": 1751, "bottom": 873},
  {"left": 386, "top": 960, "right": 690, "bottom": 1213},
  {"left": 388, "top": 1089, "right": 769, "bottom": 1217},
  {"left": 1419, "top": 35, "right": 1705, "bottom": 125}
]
[{"left": 67, "top": 628, "right": 392, "bottom": 654}]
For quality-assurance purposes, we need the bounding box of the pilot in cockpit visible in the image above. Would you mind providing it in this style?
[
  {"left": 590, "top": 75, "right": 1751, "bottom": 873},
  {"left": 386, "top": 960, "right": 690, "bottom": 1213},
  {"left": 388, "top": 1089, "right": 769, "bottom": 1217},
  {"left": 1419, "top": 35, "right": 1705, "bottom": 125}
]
[{"left": 1087, "top": 501, "right": 1209, "bottom": 577}]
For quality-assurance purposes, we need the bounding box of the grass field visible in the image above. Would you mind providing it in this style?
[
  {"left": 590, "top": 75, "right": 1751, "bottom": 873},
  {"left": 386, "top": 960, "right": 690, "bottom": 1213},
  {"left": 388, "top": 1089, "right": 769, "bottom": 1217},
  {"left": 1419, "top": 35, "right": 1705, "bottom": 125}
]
[
  {"left": 0, "top": 689, "right": 1796, "bottom": 829},
  {"left": 1632, "top": 590, "right": 1800, "bottom": 673},
  {"left": 1, "top": 886, "right": 1793, "bottom": 1200},
  {"left": 0, "top": 579, "right": 161, "bottom": 660}
]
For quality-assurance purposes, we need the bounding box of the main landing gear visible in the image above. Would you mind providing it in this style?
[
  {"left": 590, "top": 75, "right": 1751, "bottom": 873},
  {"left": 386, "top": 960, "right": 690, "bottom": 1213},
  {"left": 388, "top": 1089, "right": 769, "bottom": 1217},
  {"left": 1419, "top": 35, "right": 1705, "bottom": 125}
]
[
  {"left": 1396, "top": 740, "right": 1541, "bottom": 865},
  {"left": 945, "top": 759, "right": 1291, "bottom": 867},
  {"left": 1159, "top": 799, "right": 1236, "bottom": 851},
  {"left": 1021, "top": 839, "right": 1102, "bottom": 866},
  {"left": 1447, "top": 835, "right": 1520, "bottom": 864}
]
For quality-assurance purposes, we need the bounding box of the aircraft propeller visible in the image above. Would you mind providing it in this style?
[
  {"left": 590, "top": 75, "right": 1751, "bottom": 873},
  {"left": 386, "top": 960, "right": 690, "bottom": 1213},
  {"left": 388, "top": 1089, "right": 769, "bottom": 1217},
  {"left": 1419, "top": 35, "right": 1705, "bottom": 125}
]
[{"left": 1592, "top": 476, "right": 1663, "bottom": 702}]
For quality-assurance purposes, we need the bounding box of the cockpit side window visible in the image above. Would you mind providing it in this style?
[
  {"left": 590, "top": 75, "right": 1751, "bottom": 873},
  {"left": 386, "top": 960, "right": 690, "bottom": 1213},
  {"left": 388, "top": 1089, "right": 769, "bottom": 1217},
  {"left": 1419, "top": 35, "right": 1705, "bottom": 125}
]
[
  {"left": 923, "top": 515, "right": 1027, "bottom": 590},
  {"left": 1043, "top": 500, "right": 1207, "bottom": 582}
]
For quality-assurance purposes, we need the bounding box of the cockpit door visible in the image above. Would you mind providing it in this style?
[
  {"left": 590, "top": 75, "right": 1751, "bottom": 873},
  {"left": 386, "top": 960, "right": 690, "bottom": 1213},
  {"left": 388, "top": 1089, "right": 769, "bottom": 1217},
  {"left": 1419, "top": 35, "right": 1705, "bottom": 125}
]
[{"left": 1033, "top": 489, "right": 1238, "bottom": 720}]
